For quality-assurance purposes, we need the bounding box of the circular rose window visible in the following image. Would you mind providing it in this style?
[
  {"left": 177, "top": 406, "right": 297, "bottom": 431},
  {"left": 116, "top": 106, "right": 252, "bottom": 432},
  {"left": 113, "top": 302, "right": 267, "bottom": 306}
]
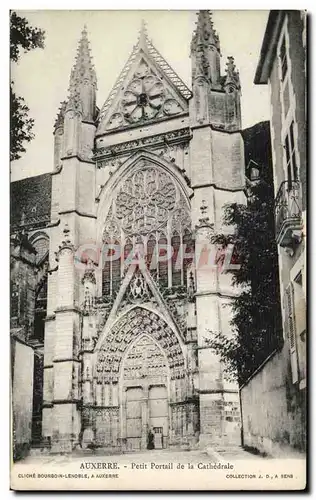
[{"left": 121, "top": 63, "right": 165, "bottom": 123}]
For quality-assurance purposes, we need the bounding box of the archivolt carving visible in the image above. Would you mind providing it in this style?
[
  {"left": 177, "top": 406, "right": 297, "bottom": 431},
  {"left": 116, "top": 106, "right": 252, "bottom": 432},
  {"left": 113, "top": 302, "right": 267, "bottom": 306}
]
[{"left": 95, "top": 307, "right": 185, "bottom": 384}]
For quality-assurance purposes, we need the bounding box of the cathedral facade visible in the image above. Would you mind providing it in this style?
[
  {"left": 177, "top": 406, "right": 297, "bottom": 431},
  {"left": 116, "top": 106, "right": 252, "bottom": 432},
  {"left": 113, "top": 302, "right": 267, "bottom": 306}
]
[{"left": 12, "top": 12, "right": 248, "bottom": 454}]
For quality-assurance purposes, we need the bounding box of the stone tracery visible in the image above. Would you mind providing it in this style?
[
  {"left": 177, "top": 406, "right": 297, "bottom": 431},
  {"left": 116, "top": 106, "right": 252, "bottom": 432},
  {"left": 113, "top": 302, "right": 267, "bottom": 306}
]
[
  {"left": 106, "top": 59, "right": 185, "bottom": 130},
  {"left": 115, "top": 167, "right": 176, "bottom": 235},
  {"left": 102, "top": 162, "right": 193, "bottom": 297}
]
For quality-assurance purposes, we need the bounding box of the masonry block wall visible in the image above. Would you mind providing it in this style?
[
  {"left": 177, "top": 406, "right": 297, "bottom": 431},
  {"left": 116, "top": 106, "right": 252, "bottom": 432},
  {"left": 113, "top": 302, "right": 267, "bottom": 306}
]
[{"left": 240, "top": 348, "right": 306, "bottom": 455}]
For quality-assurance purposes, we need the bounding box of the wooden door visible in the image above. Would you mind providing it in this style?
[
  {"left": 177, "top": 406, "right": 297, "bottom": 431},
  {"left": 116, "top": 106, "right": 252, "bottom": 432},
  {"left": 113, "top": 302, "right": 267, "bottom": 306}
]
[
  {"left": 149, "top": 385, "right": 169, "bottom": 448},
  {"left": 126, "top": 387, "right": 143, "bottom": 451}
]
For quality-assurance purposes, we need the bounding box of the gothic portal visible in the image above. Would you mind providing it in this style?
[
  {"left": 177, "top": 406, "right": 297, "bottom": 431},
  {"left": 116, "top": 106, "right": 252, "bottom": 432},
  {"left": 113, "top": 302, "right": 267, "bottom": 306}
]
[{"left": 42, "top": 12, "right": 245, "bottom": 453}]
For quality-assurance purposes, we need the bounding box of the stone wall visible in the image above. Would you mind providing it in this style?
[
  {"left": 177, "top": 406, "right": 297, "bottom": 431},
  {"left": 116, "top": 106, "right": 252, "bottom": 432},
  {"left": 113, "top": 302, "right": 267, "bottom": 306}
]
[
  {"left": 12, "top": 338, "right": 34, "bottom": 460},
  {"left": 240, "top": 345, "right": 306, "bottom": 457}
]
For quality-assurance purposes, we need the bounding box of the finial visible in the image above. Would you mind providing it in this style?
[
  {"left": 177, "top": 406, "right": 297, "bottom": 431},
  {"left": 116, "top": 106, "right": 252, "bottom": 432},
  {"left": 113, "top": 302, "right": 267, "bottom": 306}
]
[
  {"left": 82, "top": 24, "right": 88, "bottom": 38},
  {"left": 138, "top": 19, "right": 148, "bottom": 48},
  {"left": 226, "top": 56, "right": 235, "bottom": 71}
]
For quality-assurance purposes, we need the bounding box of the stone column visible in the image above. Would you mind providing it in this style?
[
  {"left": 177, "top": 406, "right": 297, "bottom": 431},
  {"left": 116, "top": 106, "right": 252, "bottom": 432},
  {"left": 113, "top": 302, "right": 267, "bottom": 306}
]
[
  {"left": 141, "top": 384, "right": 149, "bottom": 450},
  {"left": 120, "top": 387, "right": 127, "bottom": 452},
  {"left": 51, "top": 227, "right": 81, "bottom": 453}
]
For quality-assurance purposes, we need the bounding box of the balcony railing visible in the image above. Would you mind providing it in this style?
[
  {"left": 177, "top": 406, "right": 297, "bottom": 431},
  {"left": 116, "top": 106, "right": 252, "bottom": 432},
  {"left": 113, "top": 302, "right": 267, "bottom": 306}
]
[{"left": 275, "top": 180, "right": 303, "bottom": 249}]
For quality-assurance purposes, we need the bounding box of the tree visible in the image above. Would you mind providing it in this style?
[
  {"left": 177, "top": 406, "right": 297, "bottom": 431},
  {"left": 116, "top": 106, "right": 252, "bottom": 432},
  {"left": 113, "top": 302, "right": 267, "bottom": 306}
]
[
  {"left": 208, "top": 178, "right": 283, "bottom": 385},
  {"left": 10, "top": 11, "right": 45, "bottom": 162}
]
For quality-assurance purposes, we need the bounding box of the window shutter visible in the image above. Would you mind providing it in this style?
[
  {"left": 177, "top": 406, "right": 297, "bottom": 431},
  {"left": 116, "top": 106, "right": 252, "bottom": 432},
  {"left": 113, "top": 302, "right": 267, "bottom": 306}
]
[{"left": 285, "top": 283, "right": 299, "bottom": 384}]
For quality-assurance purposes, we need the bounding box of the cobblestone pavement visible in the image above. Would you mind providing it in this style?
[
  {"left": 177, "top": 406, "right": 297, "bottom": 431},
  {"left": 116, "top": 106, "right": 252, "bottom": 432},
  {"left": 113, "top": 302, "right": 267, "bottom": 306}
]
[
  {"left": 211, "top": 446, "right": 267, "bottom": 461},
  {"left": 20, "top": 448, "right": 215, "bottom": 466},
  {"left": 18, "top": 445, "right": 276, "bottom": 466}
]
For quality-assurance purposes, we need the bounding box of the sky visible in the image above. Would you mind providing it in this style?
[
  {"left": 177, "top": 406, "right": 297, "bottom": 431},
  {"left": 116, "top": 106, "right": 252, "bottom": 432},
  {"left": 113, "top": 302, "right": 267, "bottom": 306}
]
[{"left": 11, "top": 10, "right": 270, "bottom": 182}]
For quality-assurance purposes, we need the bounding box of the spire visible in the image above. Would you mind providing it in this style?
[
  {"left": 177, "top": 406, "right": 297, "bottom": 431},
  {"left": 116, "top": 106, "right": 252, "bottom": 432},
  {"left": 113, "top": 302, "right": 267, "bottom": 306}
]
[
  {"left": 191, "top": 10, "right": 221, "bottom": 88},
  {"left": 191, "top": 10, "right": 221, "bottom": 55},
  {"left": 66, "top": 25, "right": 97, "bottom": 121},
  {"left": 68, "top": 25, "right": 97, "bottom": 96}
]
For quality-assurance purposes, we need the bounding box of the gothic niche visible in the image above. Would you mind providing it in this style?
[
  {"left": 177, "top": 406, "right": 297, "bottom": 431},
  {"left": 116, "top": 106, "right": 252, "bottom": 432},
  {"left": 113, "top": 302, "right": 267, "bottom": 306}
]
[
  {"left": 101, "top": 164, "right": 194, "bottom": 299},
  {"left": 106, "top": 59, "right": 185, "bottom": 129}
]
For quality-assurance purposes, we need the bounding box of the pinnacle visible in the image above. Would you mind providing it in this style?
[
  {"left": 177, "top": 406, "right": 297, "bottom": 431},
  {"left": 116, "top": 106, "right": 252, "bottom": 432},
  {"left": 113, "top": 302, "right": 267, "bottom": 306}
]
[
  {"left": 224, "top": 55, "right": 240, "bottom": 89},
  {"left": 68, "top": 25, "right": 97, "bottom": 94},
  {"left": 53, "top": 100, "right": 68, "bottom": 130},
  {"left": 192, "top": 10, "right": 221, "bottom": 53}
]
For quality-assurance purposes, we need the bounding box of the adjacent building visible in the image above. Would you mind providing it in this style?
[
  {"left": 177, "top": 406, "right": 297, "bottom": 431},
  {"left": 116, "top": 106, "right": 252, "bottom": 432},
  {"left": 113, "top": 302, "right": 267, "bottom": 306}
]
[
  {"left": 240, "top": 10, "right": 306, "bottom": 456},
  {"left": 10, "top": 174, "right": 51, "bottom": 459}
]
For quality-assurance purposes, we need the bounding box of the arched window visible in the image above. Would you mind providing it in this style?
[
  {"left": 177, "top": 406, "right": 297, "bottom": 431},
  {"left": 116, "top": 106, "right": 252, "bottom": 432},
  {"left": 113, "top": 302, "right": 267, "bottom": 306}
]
[
  {"left": 183, "top": 229, "right": 194, "bottom": 286},
  {"left": 111, "top": 238, "right": 121, "bottom": 296},
  {"left": 158, "top": 234, "right": 168, "bottom": 287},
  {"left": 101, "top": 164, "right": 192, "bottom": 294},
  {"left": 29, "top": 233, "right": 49, "bottom": 264},
  {"left": 102, "top": 237, "right": 121, "bottom": 297},
  {"left": 146, "top": 234, "right": 156, "bottom": 277},
  {"left": 124, "top": 238, "right": 133, "bottom": 270},
  {"left": 102, "top": 238, "right": 111, "bottom": 296},
  {"left": 171, "top": 232, "right": 181, "bottom": 286},
  {"left": 34, "top": 279, "right": 47, "bottom": 343}
]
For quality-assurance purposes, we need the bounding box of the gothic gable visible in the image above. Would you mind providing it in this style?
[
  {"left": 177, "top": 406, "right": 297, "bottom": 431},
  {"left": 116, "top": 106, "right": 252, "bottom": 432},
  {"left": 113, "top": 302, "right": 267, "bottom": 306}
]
[{"left": 97, "top": 35, "right": 191, "bottom": 135}]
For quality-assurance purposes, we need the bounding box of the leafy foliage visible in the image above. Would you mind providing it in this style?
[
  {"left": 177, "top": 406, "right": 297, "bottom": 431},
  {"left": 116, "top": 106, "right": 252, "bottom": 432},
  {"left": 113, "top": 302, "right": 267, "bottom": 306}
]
[
  {"left": 10, "top": 11, "right": 45, "bottom": 63},
  {"left": 10, "top": 85, "right": 35, "bottom": 161},
  {"left": 208, "top": 179, "right": 283, "bottom": 385},
  {"left": 10, "top": 11, "right": 45, "bottom": 161}
]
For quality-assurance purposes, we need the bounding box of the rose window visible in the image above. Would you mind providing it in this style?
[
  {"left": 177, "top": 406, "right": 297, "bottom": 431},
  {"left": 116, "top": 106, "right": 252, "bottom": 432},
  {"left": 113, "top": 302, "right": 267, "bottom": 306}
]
[
  {"left": 105, "top": 59, "right": 185, "bottom": 130},
  {"left": 122, "top": 67, "right": 165, "bottom": 123},
  {"left": 102, "top": 164, "right": 194, "bottom": 296},
  {"left": 115, "top": 167, "right": 176, "bottom": 235}
]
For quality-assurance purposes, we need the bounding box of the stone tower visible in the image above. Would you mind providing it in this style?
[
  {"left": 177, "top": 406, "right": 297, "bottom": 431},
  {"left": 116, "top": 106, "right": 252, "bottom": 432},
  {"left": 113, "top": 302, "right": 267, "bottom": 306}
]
[
  {"left": 43, "top": 26, "right": 98, "bottom": 452},
  {"left": 189, "top": 11, "right": 245, "bottom": 447},
  {"left": 42, "top": 12, "right": 245, "bottom": 453}
]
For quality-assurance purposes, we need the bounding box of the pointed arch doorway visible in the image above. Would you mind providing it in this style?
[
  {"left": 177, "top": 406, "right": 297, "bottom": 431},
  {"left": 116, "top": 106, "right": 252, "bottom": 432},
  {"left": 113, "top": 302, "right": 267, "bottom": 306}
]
[
  {"left": 93, "top": 306, "right": 188, "bottom": 451},
  {"left": 121, "top": 335, "right": 170, "bottom": 451}
]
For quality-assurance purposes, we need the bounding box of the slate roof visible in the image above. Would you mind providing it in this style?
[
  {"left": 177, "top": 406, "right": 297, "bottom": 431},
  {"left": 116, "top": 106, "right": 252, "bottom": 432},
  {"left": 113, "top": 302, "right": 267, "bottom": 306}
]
[{"left": 10, "top": 173, "right": 52, "bottom": 231}]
